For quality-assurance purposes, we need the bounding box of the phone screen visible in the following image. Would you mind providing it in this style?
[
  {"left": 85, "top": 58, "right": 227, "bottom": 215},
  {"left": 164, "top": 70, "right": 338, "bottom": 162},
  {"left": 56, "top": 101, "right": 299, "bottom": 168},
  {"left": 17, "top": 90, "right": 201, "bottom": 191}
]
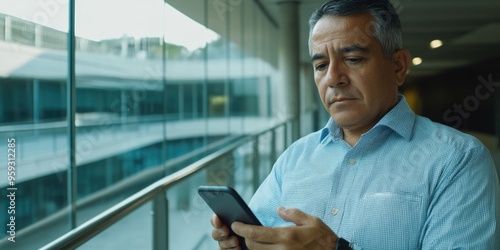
[{"left": 198, "top": 186, "right": 261, "bottom": 249}]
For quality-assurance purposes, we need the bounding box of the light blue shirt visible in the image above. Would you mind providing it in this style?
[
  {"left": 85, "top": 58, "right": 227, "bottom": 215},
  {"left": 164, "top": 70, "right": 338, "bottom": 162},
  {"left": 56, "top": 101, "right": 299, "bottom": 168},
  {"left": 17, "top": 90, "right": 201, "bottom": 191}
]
[{"left": 249, "top": 96, "right": 500, "bottom": 249}]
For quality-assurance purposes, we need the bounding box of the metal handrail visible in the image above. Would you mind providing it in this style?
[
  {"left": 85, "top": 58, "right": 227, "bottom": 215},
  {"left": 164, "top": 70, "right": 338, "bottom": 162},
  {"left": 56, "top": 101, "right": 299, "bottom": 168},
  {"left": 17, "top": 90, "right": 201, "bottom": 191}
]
[{"left": 40, "top": 120, "right": 290, "bottom": 250}]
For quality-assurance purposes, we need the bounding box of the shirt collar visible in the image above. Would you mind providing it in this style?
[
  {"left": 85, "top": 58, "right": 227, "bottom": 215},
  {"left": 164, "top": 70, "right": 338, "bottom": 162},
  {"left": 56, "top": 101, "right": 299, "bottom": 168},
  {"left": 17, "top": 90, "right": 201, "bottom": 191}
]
[
  {"left": 320, "top": 94, "right": 416, "bottom": 143},
  {"left": 320, "top": 117, "right": 341, "bottom": 143}
]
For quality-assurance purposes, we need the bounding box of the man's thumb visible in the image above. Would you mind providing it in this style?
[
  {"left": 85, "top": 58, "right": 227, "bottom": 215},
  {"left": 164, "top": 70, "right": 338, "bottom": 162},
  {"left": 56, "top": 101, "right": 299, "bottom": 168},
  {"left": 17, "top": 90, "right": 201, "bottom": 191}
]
[{"left": 277, "top": 207, "right": 309, "bottom": 226}]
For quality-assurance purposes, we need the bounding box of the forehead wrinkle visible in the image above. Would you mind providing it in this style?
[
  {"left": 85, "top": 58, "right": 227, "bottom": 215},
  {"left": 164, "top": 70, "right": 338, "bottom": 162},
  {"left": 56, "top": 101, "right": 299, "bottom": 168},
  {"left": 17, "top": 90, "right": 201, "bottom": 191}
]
[
  {"left": 310, "top": 40, "right": 334, "bottom": 61},
  {"left": 309, "top": 14, "right": 378, "bottom": 56}
]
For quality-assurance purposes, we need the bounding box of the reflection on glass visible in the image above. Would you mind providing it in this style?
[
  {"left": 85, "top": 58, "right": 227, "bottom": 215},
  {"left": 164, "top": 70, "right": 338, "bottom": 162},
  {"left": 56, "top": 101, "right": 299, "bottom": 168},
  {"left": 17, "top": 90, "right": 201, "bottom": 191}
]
[
  {"left": 0, "top": 1, "right": 69, "bottom": 248},
  {"left": 73, "top": 0, "right": 169, "bottom": 227},
  {"left": 0, "top": 0, "right": 278, "bottom": 248}
]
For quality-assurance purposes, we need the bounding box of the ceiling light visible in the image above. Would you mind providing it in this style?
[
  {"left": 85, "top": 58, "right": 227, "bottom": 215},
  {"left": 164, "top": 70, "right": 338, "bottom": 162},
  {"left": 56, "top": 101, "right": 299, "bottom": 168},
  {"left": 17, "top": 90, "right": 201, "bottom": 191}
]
[
  {"left": 430, "top": 39, "right": 443, "bottom": 49},
  {"left": 412, "top": 57, "right": 422, "bottom": 65}
]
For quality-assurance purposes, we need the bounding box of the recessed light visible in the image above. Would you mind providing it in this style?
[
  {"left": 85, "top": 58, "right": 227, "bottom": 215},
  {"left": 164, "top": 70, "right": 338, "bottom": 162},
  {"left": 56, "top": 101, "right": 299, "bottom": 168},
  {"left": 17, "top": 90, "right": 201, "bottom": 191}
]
[
  {"left": 430, "top": 39, "right": 443, "bottom": 49},
  {"left": 412, "top": 57, "right": 422, "bottom": 65}
]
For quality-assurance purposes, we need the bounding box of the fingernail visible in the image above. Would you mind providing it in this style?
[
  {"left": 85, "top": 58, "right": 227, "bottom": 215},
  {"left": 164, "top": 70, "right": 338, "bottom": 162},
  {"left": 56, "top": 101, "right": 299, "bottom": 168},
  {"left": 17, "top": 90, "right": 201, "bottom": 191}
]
[{"left": 277, "top": 206, "right": 285, "bottom": 212}]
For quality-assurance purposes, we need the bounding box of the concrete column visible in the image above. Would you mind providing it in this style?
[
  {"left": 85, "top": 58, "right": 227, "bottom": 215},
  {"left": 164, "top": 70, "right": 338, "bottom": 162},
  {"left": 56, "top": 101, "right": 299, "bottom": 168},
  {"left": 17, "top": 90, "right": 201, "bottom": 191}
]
[
  {"left": 258, "top": 77, "right": 270, "bottom": 117},
  {"left": 121, "top": 35, "right": 128, "bottom": 58},
  {"left": 300, "top": 63, "right": 319, "bottom": 135},
  {"left": 35, "top": 24, "right": 42, "bottom": 47},
  {"left": 277, "top": 1, "right": 300, "bottom": 141},
  {"left": 5, "top": 16, "right": 12, "bottom": 42}
]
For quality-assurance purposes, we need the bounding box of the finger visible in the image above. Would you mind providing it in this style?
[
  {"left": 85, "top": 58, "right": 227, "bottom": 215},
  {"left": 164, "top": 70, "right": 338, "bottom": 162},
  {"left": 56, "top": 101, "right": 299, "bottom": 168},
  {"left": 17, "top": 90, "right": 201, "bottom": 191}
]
[
  {"left": 212, "top": 214, "right": 232, "bottom": 242},
  {"left": 218, "top": 236, "right": 240, "bottom": 249},
  {"left": 211, "top": 214, "right": 223, "bottom": 228},
  {"left": 212, "top": 227, "right": 230, "bottom": 241},
  {"left": 232, "top": 222, "right": 277, "bottom": 244},
  {"left": 245, "top": 238, "right": 275, "bottom": 250},
  {"left": 277, "top": 207, "right": 310, "bottom": 226}
]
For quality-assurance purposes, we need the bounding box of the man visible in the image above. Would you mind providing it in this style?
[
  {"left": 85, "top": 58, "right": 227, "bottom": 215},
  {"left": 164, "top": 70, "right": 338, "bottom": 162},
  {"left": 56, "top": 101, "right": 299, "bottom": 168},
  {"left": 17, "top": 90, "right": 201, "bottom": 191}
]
[{"left": 211, "top": 0, "right": 500, "bottom": 249}]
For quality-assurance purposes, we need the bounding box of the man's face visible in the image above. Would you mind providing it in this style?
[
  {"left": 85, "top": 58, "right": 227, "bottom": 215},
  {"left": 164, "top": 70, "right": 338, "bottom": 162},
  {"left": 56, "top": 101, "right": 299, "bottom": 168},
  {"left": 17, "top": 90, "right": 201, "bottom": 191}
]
[{"left": 310, "top": 14, "right": 407, "bottom": 134}]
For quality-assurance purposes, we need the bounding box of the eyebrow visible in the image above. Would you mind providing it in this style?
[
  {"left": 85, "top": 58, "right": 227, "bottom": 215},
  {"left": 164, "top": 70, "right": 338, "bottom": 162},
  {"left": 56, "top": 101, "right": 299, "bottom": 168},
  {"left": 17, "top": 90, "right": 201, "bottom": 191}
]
[
  {"left": 310, "top": 44, "right": 369, "bottom": 63},
  {"left": 310, "top": 53, "right": 326, "bottom": 63},
  {"left": 340, "top": 44, "right": 370, "bottom": 54}
]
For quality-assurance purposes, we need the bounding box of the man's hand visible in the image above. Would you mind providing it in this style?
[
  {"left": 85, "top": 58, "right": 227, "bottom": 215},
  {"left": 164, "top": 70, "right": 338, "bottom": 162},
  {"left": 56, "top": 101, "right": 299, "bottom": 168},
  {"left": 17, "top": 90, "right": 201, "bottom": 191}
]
[
  {"left": 232, "top": 207, "right": 337, "bottom": 249},
  {"left": 211, "top": 214, "right": 241, "bottom": 249}
]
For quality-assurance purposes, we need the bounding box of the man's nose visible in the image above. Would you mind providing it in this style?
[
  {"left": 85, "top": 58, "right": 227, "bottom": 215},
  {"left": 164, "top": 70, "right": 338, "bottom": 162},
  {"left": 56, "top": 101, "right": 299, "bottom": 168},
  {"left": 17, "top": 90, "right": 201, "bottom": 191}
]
[{"left": 326, "top": 60, "right": 348, "bottom": 87}]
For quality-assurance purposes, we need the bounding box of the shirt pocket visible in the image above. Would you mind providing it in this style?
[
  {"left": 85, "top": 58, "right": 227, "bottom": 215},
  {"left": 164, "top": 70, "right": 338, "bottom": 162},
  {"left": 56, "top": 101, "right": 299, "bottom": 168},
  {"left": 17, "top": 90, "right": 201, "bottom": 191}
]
[{"left": 354, "top": 192, "right": 423, "bottom": 250}]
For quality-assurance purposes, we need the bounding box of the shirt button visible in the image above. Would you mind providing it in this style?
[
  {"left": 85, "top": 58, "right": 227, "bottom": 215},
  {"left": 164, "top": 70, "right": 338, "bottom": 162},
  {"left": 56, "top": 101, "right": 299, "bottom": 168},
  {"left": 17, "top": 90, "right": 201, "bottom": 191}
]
[
  {"left": 332, "top": 208, "right": 339, "bottom": 216},
  {"left": 349, "top": 158, "right": 356, "bottom": 165}
]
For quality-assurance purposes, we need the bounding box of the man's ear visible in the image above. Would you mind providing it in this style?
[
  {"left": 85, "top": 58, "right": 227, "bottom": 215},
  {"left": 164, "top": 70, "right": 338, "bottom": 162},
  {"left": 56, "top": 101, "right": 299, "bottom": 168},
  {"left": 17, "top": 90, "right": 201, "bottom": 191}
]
[{"left": 393, "top": 49, "right": 411, "bottom": 86}]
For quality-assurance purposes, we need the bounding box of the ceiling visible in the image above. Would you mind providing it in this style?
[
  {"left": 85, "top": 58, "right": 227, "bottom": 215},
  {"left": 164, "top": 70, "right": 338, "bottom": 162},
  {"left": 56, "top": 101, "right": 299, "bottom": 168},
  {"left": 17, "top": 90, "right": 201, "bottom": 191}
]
[{"left": 258, "top": 0, "right": 500, "bottom": 82}]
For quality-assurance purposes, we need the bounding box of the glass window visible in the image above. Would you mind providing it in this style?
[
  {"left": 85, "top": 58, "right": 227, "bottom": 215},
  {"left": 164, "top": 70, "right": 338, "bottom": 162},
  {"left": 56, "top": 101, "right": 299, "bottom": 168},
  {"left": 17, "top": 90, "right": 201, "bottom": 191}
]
[
  {"left": 74, "top": 0, "right": 167, "bottom": 225},
  {"left": 0, "top": 2, "right": 70, "bottom": 248},
  {"left": 0, "top": 0, "right": 278, "bottom": 248}
]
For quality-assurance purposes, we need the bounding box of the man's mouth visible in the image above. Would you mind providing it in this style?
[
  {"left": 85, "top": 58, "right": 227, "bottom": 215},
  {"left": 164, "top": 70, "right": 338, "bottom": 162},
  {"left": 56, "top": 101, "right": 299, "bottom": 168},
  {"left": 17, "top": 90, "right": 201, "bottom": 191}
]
[{"left": 330, "top": 97, "right": 356, "bottom": 104}]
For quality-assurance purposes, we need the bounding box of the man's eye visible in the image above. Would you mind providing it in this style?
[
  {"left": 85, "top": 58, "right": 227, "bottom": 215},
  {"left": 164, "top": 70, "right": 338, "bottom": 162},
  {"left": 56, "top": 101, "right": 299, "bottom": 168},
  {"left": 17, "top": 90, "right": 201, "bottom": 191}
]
[
  {"left": 345, "top": 57, "right": 363, "bottom": 64},
  {"left": 315, "top": 63, "right": 327, "bottom": 71}
]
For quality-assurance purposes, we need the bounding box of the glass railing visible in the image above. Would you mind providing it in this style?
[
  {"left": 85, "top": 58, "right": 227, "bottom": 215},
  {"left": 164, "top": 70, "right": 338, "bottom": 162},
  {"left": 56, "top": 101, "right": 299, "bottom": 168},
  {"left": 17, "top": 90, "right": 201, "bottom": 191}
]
[{"left": 39, "top": 119, "right": 292, "bottom": 250}]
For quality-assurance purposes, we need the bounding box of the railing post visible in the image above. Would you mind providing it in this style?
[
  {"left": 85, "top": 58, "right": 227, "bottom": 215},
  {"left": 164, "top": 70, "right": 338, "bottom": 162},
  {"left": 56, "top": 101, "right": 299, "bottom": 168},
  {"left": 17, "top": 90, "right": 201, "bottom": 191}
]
[
  {"left": 252, "top": 136, "right": 260, "bottom": 192},
  {"left": 153, "top": 191, "right": 168, "bottom": 250}
]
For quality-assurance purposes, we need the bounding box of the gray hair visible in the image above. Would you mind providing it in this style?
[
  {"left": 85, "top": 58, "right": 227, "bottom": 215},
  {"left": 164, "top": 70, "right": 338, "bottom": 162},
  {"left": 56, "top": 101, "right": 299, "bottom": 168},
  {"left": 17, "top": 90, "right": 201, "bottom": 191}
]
[{"left": 308, "top": 0, "right": 403, "bottom": 59}]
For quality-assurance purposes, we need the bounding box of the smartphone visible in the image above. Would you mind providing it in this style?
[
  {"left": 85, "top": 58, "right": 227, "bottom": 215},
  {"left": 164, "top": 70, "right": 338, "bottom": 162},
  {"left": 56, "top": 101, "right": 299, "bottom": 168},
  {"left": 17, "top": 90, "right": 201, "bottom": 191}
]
[{"left": 198, "top": 186, "right": 261, "bottom": 249}]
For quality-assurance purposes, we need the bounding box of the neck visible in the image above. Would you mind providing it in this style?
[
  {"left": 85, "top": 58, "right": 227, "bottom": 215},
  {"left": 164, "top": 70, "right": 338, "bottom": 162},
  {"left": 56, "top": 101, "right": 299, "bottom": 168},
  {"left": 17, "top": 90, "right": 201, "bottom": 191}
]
[
  {"left": 341, "top": 115, "right": 381, "bottom": 147},
  {"left": 342, "top": 128, "right": 365, "bottom": 147},
  {"left": 341, "top": 96, "right": 401, "bottom": 146}
]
